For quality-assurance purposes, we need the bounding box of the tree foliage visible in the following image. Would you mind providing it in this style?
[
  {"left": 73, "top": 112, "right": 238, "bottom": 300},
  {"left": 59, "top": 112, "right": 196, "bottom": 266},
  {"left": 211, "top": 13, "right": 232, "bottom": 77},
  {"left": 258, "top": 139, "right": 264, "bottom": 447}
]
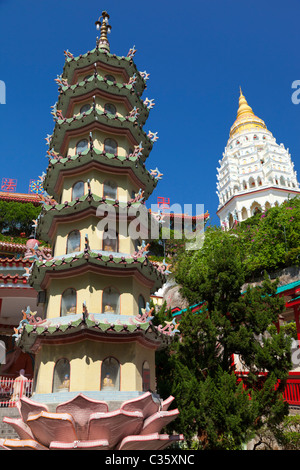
[
  {"left": 0, "top": 200, "right": 41, "bottom": 237},
  {"left": 156, "top": 220, "right": 293, "bottom": 449}
]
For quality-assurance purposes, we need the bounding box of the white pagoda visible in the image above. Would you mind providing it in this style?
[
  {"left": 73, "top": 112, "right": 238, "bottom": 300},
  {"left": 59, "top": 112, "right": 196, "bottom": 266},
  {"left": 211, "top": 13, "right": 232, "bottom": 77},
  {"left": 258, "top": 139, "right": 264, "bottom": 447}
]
[{"left": 217, "top": 89, "right": 300, "bottom": 228}]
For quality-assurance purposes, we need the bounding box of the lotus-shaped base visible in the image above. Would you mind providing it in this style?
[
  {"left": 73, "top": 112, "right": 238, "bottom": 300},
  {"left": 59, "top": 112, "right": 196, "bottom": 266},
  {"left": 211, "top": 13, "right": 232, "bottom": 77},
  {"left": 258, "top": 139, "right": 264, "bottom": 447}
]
[{"left": 0, "top": 392, "right": 183, "bottom": 450}]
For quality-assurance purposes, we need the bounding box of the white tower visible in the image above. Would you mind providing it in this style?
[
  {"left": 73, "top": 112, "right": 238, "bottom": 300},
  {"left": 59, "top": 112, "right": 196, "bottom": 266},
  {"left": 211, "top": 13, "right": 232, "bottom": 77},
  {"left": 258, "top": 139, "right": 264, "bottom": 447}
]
[{"left": 217, "top": 89, "right": 300, "bottom": 229}]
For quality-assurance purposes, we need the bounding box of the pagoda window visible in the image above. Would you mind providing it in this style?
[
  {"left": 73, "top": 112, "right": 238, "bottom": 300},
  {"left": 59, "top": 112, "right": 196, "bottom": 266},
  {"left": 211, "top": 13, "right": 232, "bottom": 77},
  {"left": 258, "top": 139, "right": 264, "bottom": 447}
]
[
  {"left": 249, "top": 177, "right": 255, "bottom": 188},
  {"left": 138, "top": 295, "right": 146, "bottom": 315},
  {"left": 80, "top": 103, "right": 91, "bottom": 114},
  {"left": 61, "top": 288, "right": 77, "bottom": 316},
  {"left": 142, "top": 361, "right": 150, "bottom": 392},
  {"left": 103, "top": 228, "right": 118, "bottom": 252},
  {"left": 104, "top": 103, "right": 117, "bottom": 116},
  {"left": 257, "top": 177, "right": 262, "bottom": 186},
  {"left": 72, "top": 181, "right": 84, "bottom": 200},
  {"left": 102, "top": 287, "right": 120, "bottom": 314},
  {"left": 241, "top": 207, "right": 248, "bottom": 220},
  {"left": 101, "top": 357, "right": 120, "bottom": 391},
  {"left": 280, "top": 176, "right": 286, "bottom": 186},
  {"left": 52, "top": 358, "right": 70, "bottom": 393},
  {"left": 104, "top": 74, "right": 116, "bottom": 83},
  {"left": 103, "top": 179, "right": 117, "bottom": 199},
  {"left": 66, "top": 230, "right": 81, "bottom": 254},
  {"left": 104, "top": 138, "right": 118, "bottom": 155},
  {"left": 76, "top": 139, "right": 89, "bottom": 154}
]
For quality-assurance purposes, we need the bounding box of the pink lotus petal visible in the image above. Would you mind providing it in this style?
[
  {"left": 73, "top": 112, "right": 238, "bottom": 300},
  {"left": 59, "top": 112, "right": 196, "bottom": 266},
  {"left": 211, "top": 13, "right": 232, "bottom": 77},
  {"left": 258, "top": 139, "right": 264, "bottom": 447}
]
[
  {"left": 158, "top": 434, "right": 184, "bottom": 450},
  {"left": 140, "top": 409, "right": 179, "bottom": 435},
  {"left": 50, "top": 439, "right": 109, "bottom": 450},
  {"left": 3, "top": 417, "right": 34, "bottom": 440},
  {"left": 56, "top": 393, "right": 108, "bottom": 440},
  {"left": 120, "top": 391, "right": 159, "bottom": 419},
  {"left": 27, "top": 411, "right": 77, "bottom": 447},
  {"left": 116, "top": 432, "right": 184, "bottom": 450},
  {"left": 18, "top": 396, "right": 49, "bottom": 423},
  {"left": 88, "top": 409, "right": 143, "bottom": 448},
  {"left": 161, "top": 395, "right": 175, "bottom": 411},
  {"left": 0, "top": 438, "right": 9, "bottom": 450},
  {"left": 1, "top": 438, "right": 48, "bottom": 450}
]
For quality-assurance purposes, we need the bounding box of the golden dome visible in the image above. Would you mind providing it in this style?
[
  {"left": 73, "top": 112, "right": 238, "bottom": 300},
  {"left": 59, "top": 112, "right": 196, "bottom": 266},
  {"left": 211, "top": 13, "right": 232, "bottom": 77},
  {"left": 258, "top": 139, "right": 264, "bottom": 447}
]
[{"left": 229, "top": 88, "right": 268, "bottom": 138}]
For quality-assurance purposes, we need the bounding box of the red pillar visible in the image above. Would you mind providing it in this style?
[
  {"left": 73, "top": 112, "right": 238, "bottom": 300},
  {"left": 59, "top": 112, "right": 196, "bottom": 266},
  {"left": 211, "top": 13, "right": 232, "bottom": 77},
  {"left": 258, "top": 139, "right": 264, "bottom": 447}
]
[{"left": 293, "top": 305, "right": 300, "bottom": 347}]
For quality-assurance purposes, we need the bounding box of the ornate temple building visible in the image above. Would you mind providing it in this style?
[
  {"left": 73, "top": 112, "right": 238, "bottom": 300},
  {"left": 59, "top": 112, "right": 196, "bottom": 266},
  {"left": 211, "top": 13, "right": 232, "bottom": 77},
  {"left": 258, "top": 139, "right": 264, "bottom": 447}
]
[
  {"left": 0, "top": 12, "right": 182, "bottom": 450},
  {"left": 217, "top": 90, "right": 300, "bottom": 228}
]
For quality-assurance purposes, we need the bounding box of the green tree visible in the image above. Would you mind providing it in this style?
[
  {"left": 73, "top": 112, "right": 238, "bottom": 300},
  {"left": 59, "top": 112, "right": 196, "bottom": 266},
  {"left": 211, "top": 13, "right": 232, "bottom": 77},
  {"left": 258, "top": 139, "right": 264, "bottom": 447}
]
[
  {"left": 158, "top": 229, "right": 292, "bottom": 449},
  {"left": 0, "top": 200, "right": 41, "bottom": 236}
]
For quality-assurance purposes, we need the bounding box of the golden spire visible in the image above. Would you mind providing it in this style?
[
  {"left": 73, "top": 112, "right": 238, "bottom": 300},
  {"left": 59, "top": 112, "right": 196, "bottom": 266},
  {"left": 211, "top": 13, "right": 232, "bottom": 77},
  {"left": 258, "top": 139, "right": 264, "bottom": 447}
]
[
  {"left": 95, "top": 11, "right": 112, "bottom": 52},
  {"left": 229, "top": 88, "right": 267, "bottom": 138}
]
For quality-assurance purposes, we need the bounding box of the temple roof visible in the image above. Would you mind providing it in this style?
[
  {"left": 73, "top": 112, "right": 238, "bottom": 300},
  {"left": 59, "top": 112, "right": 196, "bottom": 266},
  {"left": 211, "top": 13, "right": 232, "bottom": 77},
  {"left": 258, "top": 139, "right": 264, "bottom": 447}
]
[
  {"left": 229, "top": 89, "right": 268, "bottom": 139},
  {"left": 0, "top": 192, "right": 43, "bottom": 207}
]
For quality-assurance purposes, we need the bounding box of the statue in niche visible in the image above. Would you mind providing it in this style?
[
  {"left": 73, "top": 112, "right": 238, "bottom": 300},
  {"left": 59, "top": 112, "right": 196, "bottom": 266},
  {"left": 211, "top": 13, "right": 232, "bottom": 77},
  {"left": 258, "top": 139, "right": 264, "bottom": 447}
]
[
  {"left": 104, "top": 304, "right": 115, "bottom": 313},
  {"left": 59, "top": 374, "right": 70, "bottom": 391},
  {"left": 102, "top": 373, "right": 114, "bottom": 389}
]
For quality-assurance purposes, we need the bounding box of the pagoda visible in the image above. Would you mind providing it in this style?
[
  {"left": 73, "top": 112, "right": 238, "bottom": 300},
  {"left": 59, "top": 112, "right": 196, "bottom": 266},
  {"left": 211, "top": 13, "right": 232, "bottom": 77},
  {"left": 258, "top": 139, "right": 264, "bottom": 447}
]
[
  {"left": 217, "top": 89, "right": 300, "bottom": 228},
  {"left": 0, "top": 12, "right": 183, "bottom": 450}
]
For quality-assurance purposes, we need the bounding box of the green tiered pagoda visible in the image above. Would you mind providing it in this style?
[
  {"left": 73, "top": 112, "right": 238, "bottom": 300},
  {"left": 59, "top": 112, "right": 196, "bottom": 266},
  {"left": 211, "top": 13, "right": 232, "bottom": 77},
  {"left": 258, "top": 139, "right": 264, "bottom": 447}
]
[{"left": 0, "top": 12, "right": 183, "bottom": 451}]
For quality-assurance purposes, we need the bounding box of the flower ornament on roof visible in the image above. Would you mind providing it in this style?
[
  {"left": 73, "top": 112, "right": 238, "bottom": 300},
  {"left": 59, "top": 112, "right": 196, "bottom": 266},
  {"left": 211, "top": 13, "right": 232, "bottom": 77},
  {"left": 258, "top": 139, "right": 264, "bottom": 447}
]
[
  {"left": 128, "top": 73, "right": 137, "bottom": 86},
  {"left": 147, "top": 131, "right": 159, "bottom": 143},
  {"left": 127, "top": 45, "right": 137, "bottom": 58},
  {"left": 133, "top": 240, "right": 150, "bottom": 258},
  {"left": 150, "top": 167, "right": 163, "bottom": 180},
  {"left": 143, "top": 98, "right": 155, "bottom": 110},
  {"left": 130, "top": 188, "right": 144, "bottom": 204},
  {"left": 139, "top": 302, "right": 154, "bottom": 322},
  {"left": 157, "top": 318, "right": 179, "bottom": 337},
  {"left": 139, "top": 71, "right": 150, "bottom": 81},
  {"left": 152, "top": 209, "right": 165, "bottom": 224},
  {"left": 45, "top": 134, "right": 52, "bottom": 146},
  {"left": 64, "top": 49, "right": 74, "bottom": 59},
  {"left": 130, "top": 142, "right": 144, "bottom": 160},
  {"left": 54, "top": 74, "right": 68, "bottom": 87},
  {"left": 128, "top": 107, "right": 140, "bottom": 119}
]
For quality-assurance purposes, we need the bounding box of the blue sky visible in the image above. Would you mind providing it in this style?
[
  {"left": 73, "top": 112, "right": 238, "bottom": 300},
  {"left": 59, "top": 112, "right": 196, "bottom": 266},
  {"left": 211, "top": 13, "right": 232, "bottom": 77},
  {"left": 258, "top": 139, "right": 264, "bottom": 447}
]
[{"left": 1, "top": 0, "right": 300, "bottom": 226}]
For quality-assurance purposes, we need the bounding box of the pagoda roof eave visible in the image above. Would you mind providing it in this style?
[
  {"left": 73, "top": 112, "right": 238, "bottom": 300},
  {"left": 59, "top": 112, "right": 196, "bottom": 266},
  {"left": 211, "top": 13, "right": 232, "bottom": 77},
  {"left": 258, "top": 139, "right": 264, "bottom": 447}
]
[
  {"left": 44, "top": 149, "right": 157, "bottom": 200},
  {"left": 62, "top": 48, "right": 146, "bottom": 95},
  {"left": 28, "top": 251, "right": 166, "bottom": 293},
  {"left": 16, "top": 312, "right": 171, "bottom": 354},
  {"left": 50, "top": 113, "right": 153, "bottom": 159}
]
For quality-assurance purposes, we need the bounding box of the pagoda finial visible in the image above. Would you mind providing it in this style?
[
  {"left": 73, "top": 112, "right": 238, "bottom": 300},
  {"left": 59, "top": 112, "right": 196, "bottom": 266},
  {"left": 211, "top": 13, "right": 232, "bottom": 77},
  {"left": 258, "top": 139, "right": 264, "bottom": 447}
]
[{"left": 95, "top": 11, "right": 112, "bottom": 52}]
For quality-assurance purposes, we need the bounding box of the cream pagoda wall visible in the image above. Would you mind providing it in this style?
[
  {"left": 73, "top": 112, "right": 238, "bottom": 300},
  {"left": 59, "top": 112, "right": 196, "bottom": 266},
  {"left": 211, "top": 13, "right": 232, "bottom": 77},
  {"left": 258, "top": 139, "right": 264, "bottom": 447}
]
[
  {"left": 34, "top": 339, "right": 156, "bottom": 395},
  {"left": 44, "top": 274, "right": 150, "bottom": 318}
]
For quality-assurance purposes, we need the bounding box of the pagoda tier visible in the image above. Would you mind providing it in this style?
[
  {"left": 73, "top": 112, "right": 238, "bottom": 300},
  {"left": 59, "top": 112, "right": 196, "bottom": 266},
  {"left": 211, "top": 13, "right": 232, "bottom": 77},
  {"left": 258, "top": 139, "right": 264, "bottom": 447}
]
[
  {"left": 49, "top": 108, "right": 153, "bottom": 161},
  {"left": 36, "top": 196, "right": 154, "bottom": 245},
  {"left": 57, "top": 74, "right": 149, "bottom": 126}
]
